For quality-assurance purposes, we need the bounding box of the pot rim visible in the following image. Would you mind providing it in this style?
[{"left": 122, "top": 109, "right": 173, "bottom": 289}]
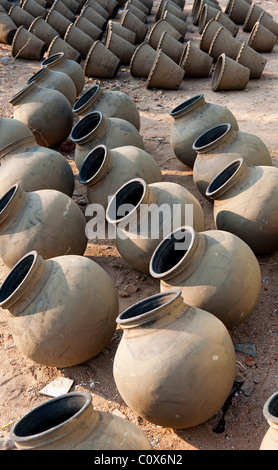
[
  {"left": 78, "top": 144, "right": 109, "bottom": 185},
  {"left": 70, "top": 110, "right": 103, "bottom": 143},
  {"left": 72, "top": 85, "right": 100, "bottom": 113},
  {"left": 41, "top": 51, "right": 64, "bottom": 66},
  {"left": 205, "top": 157, "right": 244, "bottom": 198},
  {"left": 106, "top": 177, "right": 148, "bottom": 225},
  {"left": 170, "top": 94, "right": 204, "bottom": 117},
  {"left": 263, "top": 391, "right": 278, "bottom": 426},
  {"left": 0, "top": 184, "right": 19, "bottom": 216},
  {"left": 192, "top": 122, "right": 232, "bottom": 151}
]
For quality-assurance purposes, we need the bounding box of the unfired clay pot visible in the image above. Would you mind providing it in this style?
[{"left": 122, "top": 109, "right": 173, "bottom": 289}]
[
  {"left": 71, "top": 111, "right": 144, "bottom": 170},
  {"left": 45, "top": 8, "right": 72, "bottom": 36},
  {"left": 28, "top": 15, "right": 58, "bottom": 47},
  {"left": 113, "top": 289, "right": 236, "bottom": 428},
  {"left": 0, "top": 184, "right": 87, "bottom": 268},
  {"left": 193, "top": 122, "right": 272, "bottom": 198},
  {"left": 0, "top": 10, "right": 17, "bottom": 44},
  {"left": 72, "top": 84, "right": 140, "bottom": 131},
  {"left": 169, "top": 94, "right": 239, "bottom": 168},
  {"left": 206, "top": 158, "right": 278, "bottom": 254},
  {"left": 260, "top": 392, "right": 278, "bottom": 450},
  {"left": 46, "top": 35, "right": 82, "bottom": 63},
  {"left": 10, "top": 391, "right": 153, "bottom": 450},
  {"left": 106, "top": 19, "right": 136, "bottom": 44},
  {"left": 236, "top": 41, "right": 267, "bottom": 79},
  {"left": 150, "top": 225, "right": 261, "bottom": 328},
  {"left": 225, "top": 0, "right": 250, "bottom": 24},
  {"left": 84, "top": 40, "right": 121, "bottom": 79},
  {"left": 0, "top": 251, "right": 119, "bottom": 367},
  {"left": 42, "top": 52, "right": 85, "bottom": 97},
  {"left": 0, "top": 116, "right": 33, "bottom": 149},
  {"left": 79, "top": 145, "right": 162, "bottom": 209},
  {"left": 0, "top": 135, "right": 74, "bottom": 197},
  {"left": 120, "top": 9, "right": 148, "bottom": 43},
  {"left": 11, "top": 26, "right": 46, "bottom": 60},
  {"left": 8, "top": 5, "right": 35, "bottom": 29},
  {"left": 106, "top": 178, "right": 206, "bottom": 273},
  {"left": 9, "top": 81, "right": 73, "bottom": 148}
]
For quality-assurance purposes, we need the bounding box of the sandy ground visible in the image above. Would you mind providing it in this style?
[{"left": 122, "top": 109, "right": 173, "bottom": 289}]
[{"left": 0, "top": 0, "right": 277, "bottom": 451}]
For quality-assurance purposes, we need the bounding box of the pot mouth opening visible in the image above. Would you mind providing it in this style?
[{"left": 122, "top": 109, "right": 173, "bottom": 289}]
[
  {"left": 193, "top": 123, "right": 231, "bottom": 150},
  {"left": 79, "top": 145, "right": 107, "bottom": 184},
  {"left": 70, "top": 111, "right": 102, "bottom": 142},
  {"left": 0, "top": 252, "right": 36, "bottom": 304},
  {"left": 42, "top": 52, "right": 64, "bottom": 65},
  {"left": 0, "top": 185, "right": 17, "bottom": 214},
  {"left": 73, "top": 85, "right": 100, "bottom": 113},
  {"left": 265, "top": 393, "right": 278, "bottom": 424},
  {"left": 170, "top": 94, "right": 203, "bottom": 116},
  {"left": 11, "top": 392, "right": 90, "bottom": 439},
  {"left": 150, "top": 226, "right": 194, "bottom": 278},
  {"left": 106, "top": 178, "right": 146, "bottom": 224},
  {"left": 27, "top": 66, "right": 47, "bottom": 84},
  {"left": 206, "top": 158, "right": 242, "bottom": 197}
]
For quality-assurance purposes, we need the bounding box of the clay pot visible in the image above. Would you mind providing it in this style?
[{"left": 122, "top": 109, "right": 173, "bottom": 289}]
[
  {"left": 11, "top": 26, "right": 46, "bottom": 60},
  {"left": 130, "top": 42, "right": 157, "bottom": 78},
  {"left": 150, "top": 225, "right": 261, "bottom": 328},
  {"left": 82, "top": 0, "right": 109, "bottom": 19},
  {"left": 64, "top": 24, "right": 95, "bottom": 58},
  {"left": 96, "top": 0, "right": 119, "bottom": 18},
  {"left": 0, "top": 116, "right": 33, "bottom": 149},
  {"left": 215, "top": 11, "right": 239, "bottom": 36},
  {"left": 45, "top": 8, "right": 72, "bottom": 36},
  {"left": 258, "top": 11, "right": 278, "bottom": 37},
  {"left": 225, "top": 0, "right": 250, "bottom": 24},
  {"left": 193, "top": 123, "right": 272, "bottom": 198},
  {"left": 0, "top": 0, "right": 13, "bottom": 11},
  {"left": 42, "top": 52, "right": 85, "bottom": 97},
  {"left": 155, "top": 0, "right": 167, "bottom": 20},
  {"left": 106, "top": 31, "right": 135, "bottom": 65},
  {"left": 27, "top": 66, "right": 77, "bottom": 106},
  {"left": 247, "top": 21, "right": 277, "bottom": 52},
  {"left": 120, "top": 9, "right": 148, "bottom": 43},
  {"left": 106, "top": 19, "right": 136, "bottom": 44},
  {"left": 74, "top": 15, "right": 103, "bottom": 41},
  {"left": 28, "top": 16, "right": 58, "bottom": 47},
  {"left": 199, "top": 18, "right": 224, "bottom": 52},
  {"left": 73, "top": 85, "right": 141, "bottom": 132},
  {"left": 9, "top": 81, "right": 73, "bottom": 148},
  {"left": 106, "top": 178, "right": 205, "bottom": 273},
  {"left": 146, "top": 49, "right": 185, "bottom": 90},
  {"left": 84, "top": 41, "right": 121, "bottom": 79},
  {"left": 0, "top": 11, "right": 16, "bottom": 44},
  {"left": 79, "top": 145, "right": 162, "bottom": 209},
  {"left": 123, "top": 3, "right": 148, "bottom": 23},
  {"left": 21, "top": 0, "right": 47, "bottom": 19},
  {"left": 169, "top": 93, "right": 239, "bottom": 169},
  {"left": 61, "top": 0, "right": 79, "bottom": 14},
  {"left": 0, "top": 251, "right": 119, "bottom": 367},
  {"left": 161, "top": 1, "right": 187, "bottom": 21},
  {"left": 242, "top": 1, "right": 268, "bottom": 32},
  {"left": 71, "top": 111, "right": 144, "bottom": 170},
  {"left": 163, "top": 10, "right": 187, "bottom": 37},
  {"left": 46, "top": 35, "right": 82, "bottom": 63},
  {"left": 260, "top": 392, "right": 278, "bottom": 450},
  {"left": 206, "top": 158, "right": 278, "bottom": 254},
  {"left": 113, "top": 289, "right": 236, "bottom": 428},
  {"left": 0, "top": 184, "right": 87, "bottom": 268},
  {"left": 80, "top": 5, "right": 107, "bottom": 30},
  {"left": 148, "top": 19, "right": 183, "bottom": 48},
  {"left": 236, "top": 41, "right": 267, "bottom": 78},
  {"left": 129, "top": 0, "right": 149, "bottom": 16},
  {"left": 198, "top": 3, "right": 220, "bottom": 33},
  {"left": 51, "top": 0, "right": 76, "bottom": 21},
  {"left": 10, "top": 391, "right": 153, "bottom": 450},
  {"left": 0, "top": 135, "right": 74, "bottom": 198},
  {"left": 140, "top": 0, "right": 153, "bottom": 11},
  {"left": 156, "top": 30, "right": 186, "bottom": 63},
  {"left": 211, "top": 53, "right": 250, "bottom": 91},
  {"left": 209, "top": 26, "right": 242, "bottom": 61},
  {"left": 8, "top": 5, "right": 35, "bottom": 29},
  {"left": 180, "top": 40, "right": 213, "bottom": 77},
  {"left": 192, "top": 0, "right": 221, "bottom": 26}
]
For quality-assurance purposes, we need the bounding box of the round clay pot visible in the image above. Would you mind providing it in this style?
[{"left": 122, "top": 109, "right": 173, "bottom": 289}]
[
  {"left": 79, "top": 145, "right": 162, "bottom": 209},
  {"left": 0, "top": 135, "right": 74, "bottom": 197},
  {"left": 0, "top": 184, "right": 87, "bottom": 268},
  {"left": 260, "top": 392, "right": 278, "bottom": 450},
  {"left": 82, "top": 0, "right": 109, "bottom": 19},
  {"left": 106, "top": 178, "right": 205, "bottom": 273},
  {"left": 84, "top": 41, "right": 121, "bottom": 79},
  {"left": 73, "top": 85, "right": 141, "bottom": 131},
  {"left": 106, "top": 19, "right": 136, "bottom": 44},
  {"left": 206, "top": 158, "right": 278, "bottom": 254},
  {"left": 71, "top": 111, "right": 144, "bottom": 169},
  {"left": 0, "top": 251, "right": 119, "bottom": 367},
  {"left": 236, "top": 41, "right": 267, "bottom": 78},
  {"left": 74, "top": 15, "right": 103, "bottom": 40},
  {"left": 8, "top": 4, "right": 34, "bottom": 30},
  {"left": 123, "top": 3, "right": 148, "bottom": 23},
  {"left": 193, "top": 122, "right": 272, "bottom": 198},
  {"left": 156, "top": 30, "right": 186, "bottom": 63},
  {"left": 150, "top": 225, "right": 261, "bottom": 328},
  {"left": 80, "top": 5, "right": 107, "bottom": 30},
  {"left": 106, "top": 30, "right": 135, "bottom": 65},
  {"left": 211, "top": 53, "right": 250, "bottom": 91},
  {"left": 113, "top": 289, "right": 236, "bottom": 428},
  {"left": 146, "top": 49, "right": 185, "bottom": 90},
  {"left": 208, "top": 26, "right": 243, "bottom": 61},
  {"left": 46, "top": 35, "right": 82, "bottom": 63},
  {"left": 27, "top": 66, "right": 77, "bottom": 106},
  {"left": 169, "top": 94, "right": 239, "bottom": 169},
  {"left": 242, "top": 1, "right": 268, "bottom": 32},
  {"left": 51, "top": 0, "right": 76, "bottom": 22},
  {"left": 21, "top": 0, "right": 47, "bottom": 18},
  {"left": 64, "top": 24, "right": 95, "bottom": 59},
  {"left": 199, "top": 18, "right": 224, "bottom": 52},
  {"left": 180, "top": 40, "right": 213, "bottom": 77},
  {"left": 130, "top": 42, "right": 157, "bottom": 78},
  {"left": 11, "top": 26, "right": 46, "bottom": 60},
  {"left": 10, "top": 391, "right": 153, "bottom": 450},
  {"left": 45, "top": 8, "right": 72, "bottom": 36},
  {"left": 42, "top": 52, "right": 85, "bottom": 97},
  {"left": 120, "top": 9, "right": 148, "bottom": 43},
  {"left": 215, "top": 10, "right": 239, "bottom": 36},
  {"left": 225, "top": 0, "right": 250, "bottom": 24},
  {"left": 148, "top": 19, "right": 183, "bottom": 48},
  {"left": 28, "top": 16, "right": 58, "bottom": 47},
  {"left": 163, "top": 10, "right": 187, "bottom": 37},
  {"left": 0, "top": 116, "right": 33, "bottom": 149},
  {"left": 96, "top": 0, "right": 119, "bottom": 18},
  {"left": 258, "top": 11, "right": 278, "bottom": 37},
  {"left": 9, "top": 81, "right": 73, "bottom": 148},
  {"left": 247, "top": 21, "right": 277, "bottom": 52}
]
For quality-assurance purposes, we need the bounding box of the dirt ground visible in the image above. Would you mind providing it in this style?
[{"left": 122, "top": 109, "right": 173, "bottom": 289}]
[{"left": 0, "top": 0, "right": 277, "bottom": 452}]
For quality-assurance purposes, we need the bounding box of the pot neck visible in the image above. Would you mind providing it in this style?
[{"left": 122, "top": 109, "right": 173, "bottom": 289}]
[
  {"left": 70, "top": 111, "right": 107, "bottom": 146},
  {"left": 73, "top": 86, "right": 103, "bottom": 115},
  {"left": 206, "top": 158, "right": 249, "bottom": 200},
  {"left": 0, "top": 185, "right": 28, "bottom": 231},
  {"left": 9, "top": 81, "right": 38, "bottom": 106},
  {"left": 193, "top": 123, "right": 234, "bottom": 154},
  {"left": 42, "top": 52, "right": 66, "bottom": 69},
  {"left": 79, "top": 144, "right": 113, "bottom": 188},
  {"left": 0, "top": 135, "right": 37, "bottom": 159},
  {"left": 263, "top": 392, "right": 278, "bottom": 432},
  {"left": 170, "top": 94, "right": 207, "bottom": 120}
]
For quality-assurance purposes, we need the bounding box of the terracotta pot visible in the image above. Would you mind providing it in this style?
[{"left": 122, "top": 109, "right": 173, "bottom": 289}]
[
  {"left": 258, "top": 11, "right": 278, "bottom": 37},
  {"left": 0, "top": 251, "right": 119, "bottom": 367},
  {"left": 9, "top": 81, "right": 73, "bottom": 148},
  {"left": 242, "top": 1, "right": 269, "bottom": 32},
  {"left": 180, "top": 40, "right": 213, "bottom": 77},
  {"left": 0, "top": 184, "right": 87, "bottom": 268},
  {"left": 84, "top": 41, "right": 121, "bottom": 78},
  {"left": 96, "top": 0, "right": 119, "bottom": 18},
  {"left": 130, "top": 42, "right": 157, "bottom": 78},
  {"left": 199, "top": 18, "right": 224, "bottom": 52},
  {"left": 45, "top": 8, "right": 72, "bottom": 36},
  {"left": 21, "top": 0, "right": 47, "bottom": 18},
  {"left": 106, "top": 30, "right": 135, "bottom": 65},
  {"left": 247, "top": 21, "right": 277, "bottom": 52},
  {"left": 73, "top": 85, "right": 141, "bottom": 131},
  {"left": 0, "top": 11, "right": 16, "bottom": 44},
  {"left": 148, "top": 18, "right": 183, "bottom": 48},
  {"left": 193, "top": 122, "right": 272, "bottom": 199},
  {"left": 146, "top": 49, "right": 185, "bottom": 90},
  {"left": 236, "top": 41, "right": 267, "bottom": 78},
  {"left": 42, "top": 52, "right": 85, "bottom": 96},
  {"left": 106, "top": 19, "right": 136, "bottom": 44},
  {"left": 225, "top": 0, "right": 250, "bottom": 24},
  {"left": 79, "top": 145, "right": 162, "bottom": 209},
  {"left": 28, "top": 15, "right": 58, "bottom": 47},
  {"left": 71, "top": 111, "right": 144, "bottom": 169},
  {"left": 106, "top": 178, "right": 205, "bottom": 273},
  {"left": 161, "top": 1, "right": 187, "bottom": 21},
  {"left": 0, "top": 116, "right": 33, "bottom": 149},
  {"left": 80, "top": 5, "right": 107, "bottom": 30},
  {"left": 11, "top": 26, "right": 46, "bottom": 60},
  {"left": 260, "top": 392, "right": 278, "bottom": 450},
  {"left": 120, "top": 9, "right": 147, "bottom": 43},
  {"left": 51, "top": 0, "right": 76, "bottom": 21},
  {"left": 206, "top": 158, "right": 278, "bottom": 254},
  {"left": 163, "top": 10, "right": 187, "bottom": 37},
  {"left": 46, "top": 35, "right": 82, "bottom": 63},
  {"left": 82, "top": 0, "right": 109, "bottom": 19},
  {"left": 150, "top": 226, "right": 261, "bottom": 328},
  {"left": 113, "top": 289, "right": 236, "bottom": 428},
  {"left": 211, "top": 53, "right": 250, "bottom": 91},
  {"left": 215, "top": 11, "right": 239, "bottom": 36},
  {"left": 209, "top": 26, "right": 242, "bottom": 61},
  {"left": 8, "top": 5, "right": 35, "bottom": 29},
  {"left": 156, "top": 30, "right": 186, "bottom": 63},
  {"left": 10, "top": 391, "right": 153, "bottom": 450},
  {"left": 123, "top": 3, "right": 148, "bottom": 23},
  {"left": 27, "top": 66, "right": 77, "bottom": 106},
  {"left": 74, "top": 15, "right": 103, "bottom": 41},
  {"left": 64, "top": 24, "right": 95, "bottom": 58},
  {"left": 0, "top": 135, "right": 74, "bottom": 198},
  {"left": 169, "top": 93, "right": 239, "bottom": 169}
]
